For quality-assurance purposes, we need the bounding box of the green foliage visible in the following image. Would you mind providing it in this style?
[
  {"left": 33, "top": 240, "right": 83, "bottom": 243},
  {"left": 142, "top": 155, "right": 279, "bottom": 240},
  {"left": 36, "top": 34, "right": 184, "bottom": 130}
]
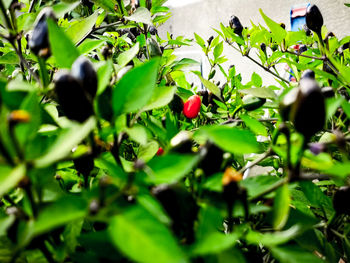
[{"left": 0, "top": 1, "right": 350, "bottom": 262}]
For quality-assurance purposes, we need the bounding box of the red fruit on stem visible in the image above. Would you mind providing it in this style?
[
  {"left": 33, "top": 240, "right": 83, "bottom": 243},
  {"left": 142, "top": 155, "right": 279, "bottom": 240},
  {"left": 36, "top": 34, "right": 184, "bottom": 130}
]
[
  {"left": 156, "top": 147, "right": 164, "bottom": 156},
  {"left": 183, "top": 95, "right": 201, "bottom": 119}
]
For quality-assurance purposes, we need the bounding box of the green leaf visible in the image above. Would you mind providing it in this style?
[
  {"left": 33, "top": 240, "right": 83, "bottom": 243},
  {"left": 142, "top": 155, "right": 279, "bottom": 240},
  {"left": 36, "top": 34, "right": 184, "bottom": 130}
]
[
  {"left": 259, "top": 9, "right": 286, "bottom": 44},
  {"left": 213, "top": 41, "right": 224, "bottom": 61},
  {"left": 109, "top": 205, "right": 187, "bottom": 263},
  {"left": 78, "top": 39, "right": 104, "bottom": 54},
  {"left": 273, "top": 184, "right": 290, "bottom": 230},
  {"left": 251, "top": 72, "right": 263, "bottom": 87},
  {"left": 199, "top": 126, "right": 261, "bottom": 155},
  {"left": 194, "top": 33, "right": 206, "bottom": 48},
  {"left": 271, "top": 245, "right": 325, "bottom": 263},
  {"left": 193, "top": 72, "right": 222, "bottom": 101},
  {"left": 246, "top": 225, "right": 301, "bottom": 247},
  {"left": 240, "top": 87, "right": 276, "bottom": 99},
  {"left": 47, "top": 19, "right": 80, "bottom": 68},
  {"left": 89, "top": 0, "right": 117, "bottom": 12},
  {"left": 172, "top": 58, "right": 200, "bottom": 71},
  {"left": 34, "top": 117, "right": 96, "bottom": 168},
  {"left": 112, "top": 58, "right": 160, "bottom": 116},
  {"left": 97, "top": 59, "right": 113, "bottom": 95},
  {"left": 0, "top": 52, "right": 19, "bottom": 64},
  {"left": 341, "top": 100, "right": 350, "bottom": 118},
  {"left": 240, "top": 114, "right": 268, "bottom": 136},
  {"left": 0, "top": 164, "right": 26, "bottom": 197},
  {"left": 192, "top": 206, "right": 239, "bottom": 256},
  {"left": 17, "top": 13, "right": 36, "bottom": 32},
  {"left": 124, "top": 124, "right": 148, "bottom": 145},
  {"left": 299, "top": 181, "right": 334, "bottom": 220},
  {"left": 147, "top": 154, "right": 200, "bottom": 184},
  {"left": 52, "top": 1, "right": 80, "bottom": 18},
  {"left": 142, "top": 85, "right": 176, "bottom": 111},
  {"left": 240, "top": 175, "right": 282, "bottom": 199},
  {"left": 65, "top": 11, "right": 99, "bottom": 45},
  {"left": 138, "top": 141, "right": 159, "bottom": 162},
  {"left": 95, "top": 156, "right": 128, "bottom": 186},
  {"left": 117, "top": 42, "right": 140, "bottom": 67},
  {"left": 33, "top": 196, "right": 87, "bottom": 236},
  {"left": 125, "top": 7, "right": 152, "bottom": 25}
]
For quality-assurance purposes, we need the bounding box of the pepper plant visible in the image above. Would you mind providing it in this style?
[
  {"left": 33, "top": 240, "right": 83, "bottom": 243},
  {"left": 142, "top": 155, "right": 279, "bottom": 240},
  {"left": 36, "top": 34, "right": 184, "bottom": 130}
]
[{"left": 1, "top": 0, "right": 350, "bottom": 262}]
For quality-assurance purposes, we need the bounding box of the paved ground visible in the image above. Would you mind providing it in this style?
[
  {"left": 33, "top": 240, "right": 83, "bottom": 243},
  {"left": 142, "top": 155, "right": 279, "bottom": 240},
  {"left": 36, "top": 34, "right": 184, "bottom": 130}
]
[{"left": 160, "top": 0, "right": 350, "bottom": 85}]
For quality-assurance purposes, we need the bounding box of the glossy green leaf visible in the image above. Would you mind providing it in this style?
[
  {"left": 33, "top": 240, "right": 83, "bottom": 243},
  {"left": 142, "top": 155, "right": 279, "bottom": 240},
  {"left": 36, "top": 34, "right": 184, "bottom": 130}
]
[
  {"left": 199, "top": 126, "right": 260, "bottom": 155},
  {"left": 240, "top": 175, "right": 282, "bottom": 199},
  {"left": 259, "top": 9, "right": 286, "bottom": 44},
  {"left": 34, "top": 117, "right": 96, "bottom": 168},
  {"left": 147, "top": 154, "right": 200, "bottom": 184},
  {"left": 213, "top": 41, "right": 224, "bottom": 61},
  {"left": 251, "top": 72, "right": 263, "bottom": 87},
  {"left": 89, "top": 0, "right": 117, "bottom": 12},
  {"left": 246, "top": 225, "right": 301, "bottom": 247},
  {"left": 192, "top": 206, "right": 239, "bottom": 256},
  {"left": 0, "top": 52, "right": 19, "bottom": 64},
  {"left": 66, "top": 11, "right": 99, "bottom": 45},
  {"left": 33, "top": 196, "right": 87, "bottom": 236},
  {"left": 47, "top": 19, "right": 80, "bottom": 68},
  {"left": 138, "top": 141, "right": 159, "bottom": 162},
  {"left": 193, "top": 72, "right": 222, "bottom": 101},
  {"left": 52, "top": 1, "right": 80, "bottom": 18},
  {"left": 0, "top": 164, "right": 26, "bottom": 197},
  {"left": 271, "top": 245, "right": 325, "bottom": 263},
  {"left": 109, "top": 205, "right": 187, "bottom": 263},
  {"left": 117, "top": 42, "right": 140, "bottom": 67},
  {"left": 97, "top": 59, "right": 113, "bottom": 95},
  {"left": 112, "top": 58, "right": 160, "bottom": 115},
  {"left": 299, "top": 181, "right": 334, "bottom": 220},
  {"left": 125, "top": 7, "right": 152, "bottom": 25},
  {"left": 240, "top": 114, "right": 268, "bottom": 136},
  {"left": 142, "top": 85, "right": 176, "bottom": 111},
  {"left": 273, "top": 183, "right": 291, "bottom": 230},
  {"left": 172, "top": 58, "right": 200, "bottom": 71},
  {"left": 78, "top": 39, "right": 104, "bottom": 54},
  {"left": 240, "top": 87, "right": 276, "bottom": 99},
  {"left": 194, "top": 33, "right": 206, "bottom": 48}
]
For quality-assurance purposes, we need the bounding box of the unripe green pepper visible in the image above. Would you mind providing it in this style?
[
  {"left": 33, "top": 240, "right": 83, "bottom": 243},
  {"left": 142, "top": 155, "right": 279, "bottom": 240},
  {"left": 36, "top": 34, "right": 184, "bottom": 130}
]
[{"left": 242, "top": 94, "right": 266, "bottom": 111}]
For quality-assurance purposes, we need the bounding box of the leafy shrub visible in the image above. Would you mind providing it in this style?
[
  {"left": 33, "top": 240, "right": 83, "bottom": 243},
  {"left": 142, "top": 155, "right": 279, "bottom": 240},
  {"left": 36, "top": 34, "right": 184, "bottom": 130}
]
[{"left": 0, "top": 0, "right": 350, "bottom": 262}]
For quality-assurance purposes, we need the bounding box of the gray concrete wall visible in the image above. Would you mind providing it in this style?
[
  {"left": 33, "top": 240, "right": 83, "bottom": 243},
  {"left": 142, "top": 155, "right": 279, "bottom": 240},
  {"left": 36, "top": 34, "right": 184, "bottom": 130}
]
[{"left": 160, "top": 0, "right": 350, "bottom": 85}]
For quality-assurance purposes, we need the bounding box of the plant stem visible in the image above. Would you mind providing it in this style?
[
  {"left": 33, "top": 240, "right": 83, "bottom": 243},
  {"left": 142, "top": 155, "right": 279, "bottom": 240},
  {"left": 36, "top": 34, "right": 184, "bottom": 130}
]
[
  {"left": 38, "top": 57, "right": 49, "bottom": 88},
  {"left": 0, "top": 0, "right": 13, "bottom": 30},
  {"left": 239, "top": 148, "right": 273, "bottom": 174},
  {"left": 221, "top": 117, "right": 278, "bottom": 125},
  {"left": 249, "top": 177, "right": 288, "bottom": 202},
  {"left": 284, "top": 49, "right": 324, "bottom": 60},
  {"left": 226, "top": 41, "right": 289, "bottom": 84},
  {"left": 28, "top": 0, "right": 36, "bottom": 13}
]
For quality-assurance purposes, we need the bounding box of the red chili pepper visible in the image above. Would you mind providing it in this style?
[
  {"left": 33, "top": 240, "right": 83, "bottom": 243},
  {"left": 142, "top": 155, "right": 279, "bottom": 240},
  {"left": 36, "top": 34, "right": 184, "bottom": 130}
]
[
  {"left": 183, "top": 95, "right": 201, "bottom": 119},
  {"left": 156, "top": 147, "right": 164, "bottom": 156}
]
